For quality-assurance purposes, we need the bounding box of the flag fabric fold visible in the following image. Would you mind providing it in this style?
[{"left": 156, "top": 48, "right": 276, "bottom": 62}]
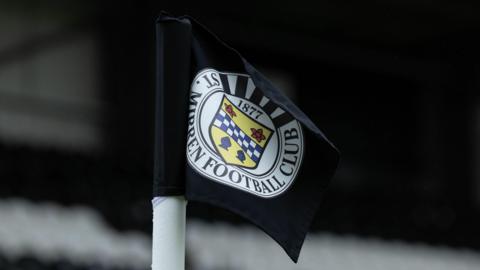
[{"left": 154, "top": 13, "right": 340, "bottom": 262}]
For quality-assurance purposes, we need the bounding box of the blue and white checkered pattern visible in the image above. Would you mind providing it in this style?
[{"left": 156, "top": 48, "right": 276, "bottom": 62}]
[{"left": 213, "top": 110, "right": 264, "bottom": 163}]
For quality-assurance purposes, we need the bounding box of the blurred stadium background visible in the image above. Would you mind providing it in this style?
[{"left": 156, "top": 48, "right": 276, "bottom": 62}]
[{"left": 1, "top": 1, "right": 480, "bottom": 269}]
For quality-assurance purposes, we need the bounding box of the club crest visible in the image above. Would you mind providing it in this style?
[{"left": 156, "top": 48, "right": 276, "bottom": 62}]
[
  {"left": 186, "top": 68, "right": 304, "bottom": 198},
  {"left": 210, "top": 96, "right": 273, "bottom": 169}
]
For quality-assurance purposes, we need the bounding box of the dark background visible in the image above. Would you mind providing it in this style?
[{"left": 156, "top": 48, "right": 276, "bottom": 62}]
[{"left": 1, "top": 0, "right": 479, "bottom": 255}]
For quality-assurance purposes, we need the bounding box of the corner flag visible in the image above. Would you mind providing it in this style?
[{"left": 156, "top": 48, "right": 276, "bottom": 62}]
[{"left": 154, "top": 13, "right": 339, "bottom": 263}]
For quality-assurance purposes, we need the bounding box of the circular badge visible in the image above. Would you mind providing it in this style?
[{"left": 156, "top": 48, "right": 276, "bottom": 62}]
[{"left": 186, "top": 68, "right": 304, "bottom": 198}]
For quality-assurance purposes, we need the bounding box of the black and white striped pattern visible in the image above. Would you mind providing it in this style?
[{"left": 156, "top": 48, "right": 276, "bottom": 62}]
[{"left": 218, "top": 73, "right": 294, "bottom": 128}]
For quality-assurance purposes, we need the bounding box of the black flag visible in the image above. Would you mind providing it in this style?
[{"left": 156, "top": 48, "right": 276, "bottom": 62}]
[{"left": 154, "top": 13, "right": 339, "bottom": 262}]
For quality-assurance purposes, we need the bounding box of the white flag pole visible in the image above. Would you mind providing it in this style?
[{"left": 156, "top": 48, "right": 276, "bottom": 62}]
[
  {"left": 152, "top": 196, "right": 187, "bottom": 270},
  {"left": 153, "top": 14, "right": 191, "bottom": 270}
]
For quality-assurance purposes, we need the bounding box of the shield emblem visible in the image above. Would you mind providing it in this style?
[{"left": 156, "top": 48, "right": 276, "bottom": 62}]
[{"left": 210, "top": 96, "right": 273, "bottom": 169}]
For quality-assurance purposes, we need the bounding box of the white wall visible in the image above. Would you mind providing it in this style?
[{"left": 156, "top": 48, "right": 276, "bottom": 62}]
[{"left": 1, "top": 198, "right": 480, "bottom": 270}]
